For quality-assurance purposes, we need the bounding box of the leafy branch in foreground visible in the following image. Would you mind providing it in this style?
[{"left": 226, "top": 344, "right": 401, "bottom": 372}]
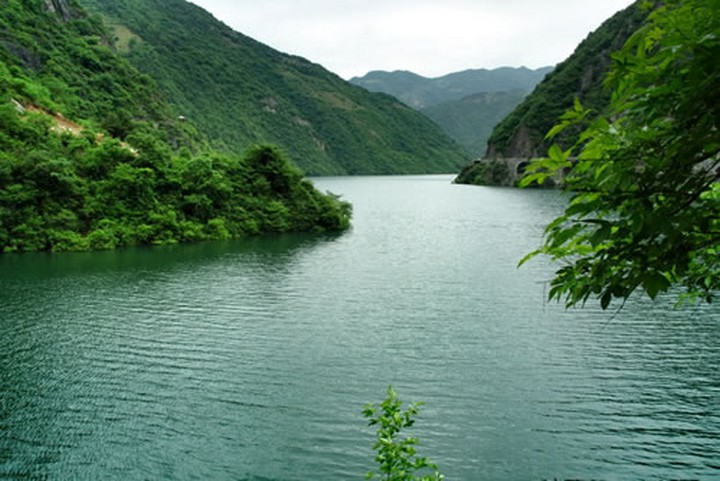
[
  {"left": 363, "top": 387, "right": 443, "bottom": 481},
  {"left": 520, "top": 0, "right": 720, "bottom": 309}
]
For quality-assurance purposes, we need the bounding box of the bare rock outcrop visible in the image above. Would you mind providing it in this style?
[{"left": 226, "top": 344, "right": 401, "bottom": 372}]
[{"left": 43, "top": 0, "right": 72, "bottom": 22}]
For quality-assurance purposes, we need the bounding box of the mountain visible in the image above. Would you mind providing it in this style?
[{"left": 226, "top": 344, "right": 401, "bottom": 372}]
[
  {"left": 350, "top": 66, "right": 551, "bottom": 156},
  {"left": 350, "top": 67, "right": 552, "bottom": 109},
  {"left": 421, "top": 90, "right": 529, "bottom": 156},
  {"left": 80, "top": 0, "right": 469, "bottom": 175},
  {"left": 454, "top": 2, "right": 650, "bottom": 186},
  {"left": 483, "top": 1, "right": 648, "bottom": 161},
  {"left": 0, "top": 0, "right": 350, "bottom": 252}
]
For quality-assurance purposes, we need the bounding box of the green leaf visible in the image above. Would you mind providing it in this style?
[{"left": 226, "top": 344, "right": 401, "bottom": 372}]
[
  {"left": 643, "top": 272, "right": 671, "bottom": 299},
  {"left": 517, "top": 248, "right": 542, "bottom": 268},
  {"left": 518, "top": 0, "right": 720, "bottom": 309},
  {"left": 547, "top": 144, "right": 568, "bottom": 163},
  {"left": 600, "top": 290, "right": 612, "bottom": 310},
  {"left": 545, "top": 121, "right": 570, "bottom": 140}
]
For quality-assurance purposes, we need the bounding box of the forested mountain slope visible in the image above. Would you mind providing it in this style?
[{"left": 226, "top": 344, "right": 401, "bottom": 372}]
[
  {"left": 484, "top": 1, "right": 648, "bottom": 159},
  {"left": 421, "top": 90, "right": 529, "bottom": 156},
  {"left": 0, "top": 0, "right": 350, "bottom": 253},
  {"left": 81, "top": 0, "right": 469, "bottom": 175}
]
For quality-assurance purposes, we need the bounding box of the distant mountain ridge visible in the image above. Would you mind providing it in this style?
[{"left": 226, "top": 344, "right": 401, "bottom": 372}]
[
  {"left": 80, "top": 0, "right": 469, "bottom": 176},
  {"left": 350, "top": 66, "right": 552, "bottom": 109},
  {"left": 350, "top": 66, "right": 551, "bottom": 155}
]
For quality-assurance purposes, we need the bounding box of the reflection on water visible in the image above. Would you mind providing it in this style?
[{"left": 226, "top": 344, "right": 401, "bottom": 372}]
[{"left": 1, "top": 175, "right": 718, "bottom": 480}]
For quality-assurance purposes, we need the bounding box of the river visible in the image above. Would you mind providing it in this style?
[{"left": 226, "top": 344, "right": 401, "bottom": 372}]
[{"left": 1, "top": 175, "right": 718, "bottom": 480}]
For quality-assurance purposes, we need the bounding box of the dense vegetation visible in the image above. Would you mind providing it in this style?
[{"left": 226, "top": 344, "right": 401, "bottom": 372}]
[
  {"left": 0, "top": 0, "right": 350, "bottom": 253},
  {"left": 453, "top": 158, "right": 514, "bottom": 187},
  {"left": 81, "top": 0, "right": 468, "bottom": 176},
  {"left": 422, "top": 90, "right": 528, "bottom": 156},
  {"left": 453, "top": 2, "right": 648, "bottom": 187},
  {"left": 521, "top": 0, "right": 719, "bottom": 308},
  {"left": 484, "top": 1, "right": 648, "bottom": 159},
  {"left": 1, "top": 0, "right": 172, "bottom": 137}
]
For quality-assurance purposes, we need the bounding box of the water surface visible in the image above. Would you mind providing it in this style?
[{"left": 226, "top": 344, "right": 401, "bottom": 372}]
[{"left": 1, "top": 175, "right": 718, "bottom": 480}]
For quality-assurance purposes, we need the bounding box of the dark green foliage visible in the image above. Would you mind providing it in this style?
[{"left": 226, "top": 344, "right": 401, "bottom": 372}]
[
  {"left": 520, "top": 0, "right": 720, "bottom": 308},
  {"left": 0, "top": 0, "right": 351, "bottom": 253},
  {"left": 486, "top": 2, "right": 648, "bottom": 159},
  {"left": 81, "top": 0, "right": 468, "bottom": 175},
  {"left": 363, "top": 387, "right": 443, "bottom": 481},
  {"left": 0, "top": 110, "right": 351, "bottom": 252},
  {"left": 0, "top": 0, "right": 165, "bottom": 135}
]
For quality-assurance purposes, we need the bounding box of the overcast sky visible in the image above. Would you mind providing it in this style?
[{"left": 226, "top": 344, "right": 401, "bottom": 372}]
[{"left": 188, "top": 0, "right": 635, "bottom": 79}]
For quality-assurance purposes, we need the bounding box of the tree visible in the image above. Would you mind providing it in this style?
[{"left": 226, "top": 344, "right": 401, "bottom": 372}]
[{"left": 521, "top": 0, "right": 720, "bottom": 309}]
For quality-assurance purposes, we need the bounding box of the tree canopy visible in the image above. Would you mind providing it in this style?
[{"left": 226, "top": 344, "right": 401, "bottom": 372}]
[{"left": 521, "top": 0, "right": 720, "bottom": 309}]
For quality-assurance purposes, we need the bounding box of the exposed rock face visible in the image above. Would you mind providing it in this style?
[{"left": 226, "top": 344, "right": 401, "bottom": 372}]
[
  {"left": 43, "top": 0, "right": 72, "bottom": 21},
  {"left": 485, "top": 125, "right": 539, "bottom": 160}
]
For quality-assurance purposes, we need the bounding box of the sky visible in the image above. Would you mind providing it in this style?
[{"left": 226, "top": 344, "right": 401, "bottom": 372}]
[{"left": 188, "top": 0, "right": 636, "bottom": 80}]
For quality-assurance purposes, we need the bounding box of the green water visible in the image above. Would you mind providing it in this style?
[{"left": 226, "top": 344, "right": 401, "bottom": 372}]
[{"left": 1, "top": 175, "right": 718, "bottom": 480}]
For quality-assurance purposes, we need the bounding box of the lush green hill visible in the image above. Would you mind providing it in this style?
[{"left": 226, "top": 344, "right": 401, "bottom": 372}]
[
  {"left": 484, "top": 2, "right": 648, "bottom": 159},
  {"left": 80, "top": 0, "right": 469, "bottom": 175},
  {"left": 454, "top": 1, "right": 650, "bottom": 187},
  {"left": 0, "top": 0, "right": 350, "bottom": 253},
  {"left": 350, "top": 67, "right": 552, "bottom": 109},
  {"left": 421, "top": 90, "right": 529, "bottom": 156},
  {"left": 1, "top": 0, "right": 167, "bottom": 135}
]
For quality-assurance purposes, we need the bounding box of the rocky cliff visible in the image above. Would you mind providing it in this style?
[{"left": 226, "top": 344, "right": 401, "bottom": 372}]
[{"left": 43, "top": 0, "right": 72, "bottom": 21}]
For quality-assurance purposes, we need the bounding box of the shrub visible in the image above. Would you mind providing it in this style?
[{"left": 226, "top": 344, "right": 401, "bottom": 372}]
[{"left": 363, "top": 387, "right": 443, "bottom": 481}]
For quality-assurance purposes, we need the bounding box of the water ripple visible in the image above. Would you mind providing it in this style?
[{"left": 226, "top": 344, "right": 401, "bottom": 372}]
[{"left": 1, "top": 176, "right": 719, "bottom": 480}]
